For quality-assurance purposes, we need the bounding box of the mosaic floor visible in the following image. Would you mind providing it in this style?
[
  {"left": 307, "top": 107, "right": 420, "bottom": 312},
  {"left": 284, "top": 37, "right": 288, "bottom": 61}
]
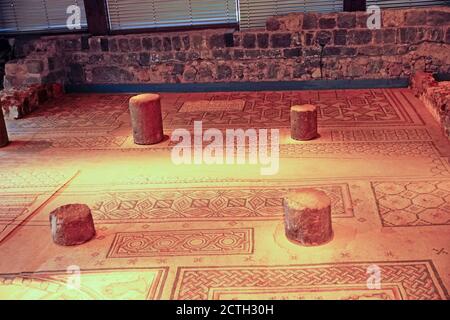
[{"left": 0, "top": 88, "right": 449, "bottom": 300}]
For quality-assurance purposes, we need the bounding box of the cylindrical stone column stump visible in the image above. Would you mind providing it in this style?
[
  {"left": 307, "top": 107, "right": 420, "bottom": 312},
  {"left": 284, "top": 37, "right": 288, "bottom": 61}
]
[
  {"left": 290, "top": 104, "right": 318, "bottom": 141},
  {"left": 283, "top": 189, "right": 333, "bottom": 246},
  {"left": 49, "top": 204, "right": 96, "bottom": 246},
  {"left": 0, "top": 109, "right": 9, "bottom": 148},
  {"left": 129, "top": 94, "right": 164, "bottom": 145}
]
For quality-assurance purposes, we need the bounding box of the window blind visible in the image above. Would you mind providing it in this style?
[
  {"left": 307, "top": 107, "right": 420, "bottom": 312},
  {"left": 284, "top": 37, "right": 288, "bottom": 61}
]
[
  {"left": 0, "top": 0, "right": 87, "bottom": 33},
  {"left": 239, "top": 0, "right": 343, "bottom": 29},
  {"left": 106, "top": 0, "right": 239, "bottom": 31},
  {"left": 367, "top": 0, "right": 450, "bottom": 8}
]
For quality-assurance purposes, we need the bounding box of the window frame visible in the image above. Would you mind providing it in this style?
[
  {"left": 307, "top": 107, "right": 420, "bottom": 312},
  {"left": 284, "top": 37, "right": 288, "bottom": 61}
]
[
  {"left": 3, "top": 0, "right": 447, "bottom": 37},
  {"left": 0, "top": 0, "right": 89, "bottom": 36}
]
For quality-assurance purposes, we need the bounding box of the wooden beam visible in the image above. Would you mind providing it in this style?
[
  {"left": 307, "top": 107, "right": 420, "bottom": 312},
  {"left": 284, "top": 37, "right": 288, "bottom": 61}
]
[
  {"left": 343, "top": 0, "right": 366, "bottom": 12},
  {"left": 83, "top": 0, "right": 109, "bottom": 35}
]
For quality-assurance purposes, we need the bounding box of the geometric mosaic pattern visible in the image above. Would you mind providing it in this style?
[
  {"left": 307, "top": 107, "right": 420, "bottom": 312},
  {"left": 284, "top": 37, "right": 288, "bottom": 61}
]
[
  {"left": 0, "top": 170, "right": 74, "bottom": 189},
  {"left": 0, "top": 193, "right": 40, "bottom": 222},
  {"left": 0, "top": 169, "right": 76, "bottom": 242},
  {"left": 0, "top": 268, "right": 168, "bottom": 300},
  {"left": 165, "top": 89, "right": 423, "bottom": 129},
  {"left": 16, "top": 129, "right": 432, "bottom": 151},
  {"left": 280, "top": 141, "right": 439, "bottom": 158},
  {"left": 329, "top": 128, "right": 431, "bottom": 142},
  {"left": 0, "top": 88, "right": 449, "bottom": 300},
  {"left": 4, "top": 89, "right": 423, "bottom": 136},
  {"left": 163, "top": 141, "right": 440, "bottom": 158},
  {"left": 91, "top": 184, "right": 353, "bottom": 223},
  {"left": 34, "top": 136, "right": 129, "bottom": 149},
  {"left": 107, "top": 228, "right": 254, "bottom": 258},
  {"left": 6, "top": 94, "right": 130, "bottom": 134},
  {"left": 172, "top": 261, "right": 448, "bottom": 300},
  {"left": 179, "top": 100, "right": 246, "bottom": 113},
  {"left": 371, "top": 180, "right": 450, "bottom": 227},
  {"left": 0, "top": 193, "right": 41, "bottom": 241}
]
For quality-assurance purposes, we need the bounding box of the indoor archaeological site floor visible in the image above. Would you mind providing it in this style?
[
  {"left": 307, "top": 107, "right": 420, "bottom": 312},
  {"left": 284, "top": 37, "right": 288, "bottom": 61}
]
[{"left": 0, "top": 88, "right": 449, "bottom": 300}]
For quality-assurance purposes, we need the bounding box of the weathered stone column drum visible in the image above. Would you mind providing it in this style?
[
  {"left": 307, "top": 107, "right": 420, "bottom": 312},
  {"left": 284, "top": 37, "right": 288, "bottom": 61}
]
[
  {"left": 49, "top": 204, "right": 96, "bottom": 246},
  {"left": 129, "top": 94, "right": 164, "bottom": 145},
  {"left": 290, "top": 104, "right": 318, "bottom": 141},
  {"left": 283, "top": 189, "right": 333, "bottom": 246},
  {"left": 0, "top": 109, "right": 9, "bottom": 147}
]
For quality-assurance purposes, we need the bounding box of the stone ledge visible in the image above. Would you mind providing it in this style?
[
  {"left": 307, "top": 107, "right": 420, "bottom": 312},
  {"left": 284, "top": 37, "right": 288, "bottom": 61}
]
[
  {"left": 0, "top": 83, "right": 64, "bottom": 119},
  {"left": 411, "top": 72, "right": 450, "bottom": 138}
]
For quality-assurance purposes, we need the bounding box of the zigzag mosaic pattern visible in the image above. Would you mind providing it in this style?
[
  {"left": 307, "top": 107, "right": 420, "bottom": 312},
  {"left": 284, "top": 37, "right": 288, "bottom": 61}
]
[{"left": 91, "top": 184, "right": 353, "bottom": 222}]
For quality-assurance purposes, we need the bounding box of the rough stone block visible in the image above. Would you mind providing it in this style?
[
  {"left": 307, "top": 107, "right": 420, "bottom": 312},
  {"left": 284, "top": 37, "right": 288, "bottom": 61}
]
[
  {"left": 349, "top": 30, "right": 372, "bottom": 45},
  {"left": 302, "top": 13, "right": 317, "bottom": 29},
  {"left": 319, "top": 17, "right": 336, "bottom": 29},
  {"left": 26, "top": 60, "right": 44, "bottom": 74},
  {"left": 271, "top": 33, "right": 292, "bottom": 48},
  {"left": 172, "top": 36, "right": 182, "bottom": 51},
  {"left": 257, "top": 33, "right": 269, "bottom": 48},
  {"left": 243, "top": 34, "right": 256, "bottom": 48},
  {"left": 91, "top": 66, "right": 134, "bottom": 83},
  {"left": 88, "top": 38, "right": 101, "bottom": 52},
  {"left": 100, "top": 38, "right": 109, "bottom": 52},
  {"left": 118, "top": 38, "right": 130, "bottom": 52},
  {"left": 334, "top": 30, "right": 347, "bottom": 46},
  {"left": 49, "top": 204, "right": 96, "bottom": 246},
  {"left": 405, "top": 11, "right": 427, "bottom": 26},
  {"left": 316, "top": 31, "right": 333, "bottom": 46},
  {"left": 182, "top": 35, "right": 190, "bottom": 49},
  {"left": 142, "top": 37, "right": 152, "bottom": 50},
  {"left": 217, "top": 64, "right": 232, "bottom": 80},
  {"left": 382, "top": 10, "right": 405, "bottom": 27},
  {"left": 209, "top": 34, "right": 225, "bottom": 48},
  {"left": 266, "top": 17, "right": 281, "bottom": 31},
  {"left": 426, "top": 10, "right": 450, "bottom": 26},
  {"left": 283, "top": 189, "right": 333, "bottom": 246},
  {"left": 337, "top": 13, "right": 356, "bottom": 28}
]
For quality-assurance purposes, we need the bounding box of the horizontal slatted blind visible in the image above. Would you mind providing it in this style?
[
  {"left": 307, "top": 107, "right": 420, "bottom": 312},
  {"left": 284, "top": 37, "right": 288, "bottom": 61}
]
[
  {"left": 239, "top": 0, "right": 343, "bottom": 29},
  {"left": 367, "top": 0, "right": 450, "bottom": 8},
  {"left": 0, "top": 0, "right": 87, "bottom": 33},
  {"left": 106, "top": 0, "right": 239, "bottom": 31}
]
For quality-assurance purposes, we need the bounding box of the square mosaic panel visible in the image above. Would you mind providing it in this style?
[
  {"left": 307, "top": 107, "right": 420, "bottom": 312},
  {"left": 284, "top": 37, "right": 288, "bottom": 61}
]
[
  {"left": 172, "top": 261, "right": 448, "bottom": 300},
  {"left": 179, "top": 100, "right": 246, "bottom": 113},
  {"left": 371, "top": 180, "right": 450, "bottom": 227},
  {"left": 107, "top": 228, "right": 254, "bottom": 258}
]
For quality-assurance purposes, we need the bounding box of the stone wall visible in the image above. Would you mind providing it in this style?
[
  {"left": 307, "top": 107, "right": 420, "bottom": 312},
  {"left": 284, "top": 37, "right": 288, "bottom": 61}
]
[
  {"left": 3, "top": 37, "right": 66, "bottom": 88},
  {"left": 0, "top": 39, "right": 12, "bottom": 89},
  {"left": 3, "top": 6, "right": 450, "bottom": 87}
]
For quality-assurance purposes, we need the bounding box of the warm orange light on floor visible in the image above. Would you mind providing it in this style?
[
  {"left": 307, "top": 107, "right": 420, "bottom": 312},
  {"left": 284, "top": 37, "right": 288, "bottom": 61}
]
[{"left": 0, "top": 89, "right": 449, "bottom": 300}]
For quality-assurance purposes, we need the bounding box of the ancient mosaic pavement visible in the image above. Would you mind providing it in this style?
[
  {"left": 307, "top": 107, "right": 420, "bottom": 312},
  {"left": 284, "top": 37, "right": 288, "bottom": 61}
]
[
  {"left": 0, "top": 268, "right": 168, "bottom": 299},
  {"left": 0, "top": 169, "right": 78, "bottom": 243},
  {"left": 172, "top": 261, "right": 447, "bottom": 300},
  {"left": 0, "top": 88, "right": 449, "bottom": 300}
]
